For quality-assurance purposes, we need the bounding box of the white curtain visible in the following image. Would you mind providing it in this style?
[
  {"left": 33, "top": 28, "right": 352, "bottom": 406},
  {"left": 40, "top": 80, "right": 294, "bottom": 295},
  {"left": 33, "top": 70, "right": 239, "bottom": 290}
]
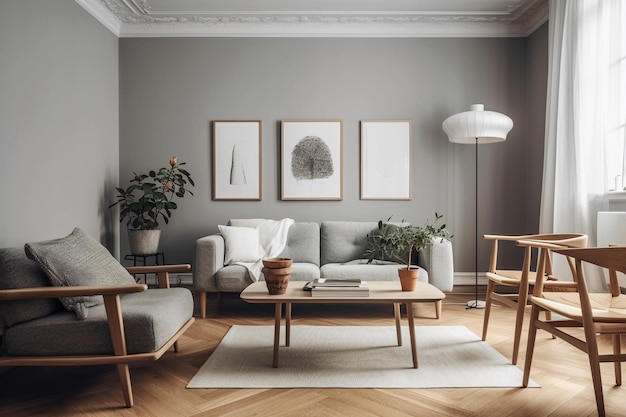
[{"left": 540, "top": 0, "right": 626, "bottom": 290}]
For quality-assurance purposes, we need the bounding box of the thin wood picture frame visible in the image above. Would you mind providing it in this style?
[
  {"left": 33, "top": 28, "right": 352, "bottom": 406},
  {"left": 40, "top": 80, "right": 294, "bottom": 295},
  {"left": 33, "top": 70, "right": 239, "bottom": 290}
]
[
  {"left": 281, "top": 119, "right": 343, "bottom": 201},
  {"left": 212, "top": 120, "right": 262, "bottom": 201},
  {"left": 360, "top": 120, "right": 412, "bottom": 200}
]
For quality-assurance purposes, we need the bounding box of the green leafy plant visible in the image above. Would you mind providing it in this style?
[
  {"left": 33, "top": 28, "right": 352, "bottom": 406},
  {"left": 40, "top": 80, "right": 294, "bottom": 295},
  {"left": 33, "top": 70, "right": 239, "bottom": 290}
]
[
  {"left": 365, "top": 213, "right": 452, "bottom": 269},
  {"left": 109, "top": 156, "right": 194, "bottom": 230}
]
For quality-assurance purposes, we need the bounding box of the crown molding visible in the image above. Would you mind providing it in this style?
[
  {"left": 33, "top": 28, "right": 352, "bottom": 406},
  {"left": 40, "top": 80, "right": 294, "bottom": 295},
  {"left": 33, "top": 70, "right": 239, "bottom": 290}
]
[{"left": 75, "top": 0, "right": 549, "bottom": 38}]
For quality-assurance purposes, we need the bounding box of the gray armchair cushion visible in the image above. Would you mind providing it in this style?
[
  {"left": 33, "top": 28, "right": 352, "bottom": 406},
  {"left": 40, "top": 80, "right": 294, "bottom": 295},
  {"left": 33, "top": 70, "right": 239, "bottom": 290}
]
[
  {"left": 2, "top": 287, "right": 193, "bottom": 356},
  {"left": 24, "top": 228, "right": 135, "bottom": 320},
  {"left": 0, "top": 247, "right": 63, "bottom": 328}
]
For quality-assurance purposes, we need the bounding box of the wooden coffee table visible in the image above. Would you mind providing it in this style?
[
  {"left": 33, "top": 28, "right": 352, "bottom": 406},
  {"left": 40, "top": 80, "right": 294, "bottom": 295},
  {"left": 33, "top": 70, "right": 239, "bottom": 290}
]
[{"left": 240, "top": 280, "right": 445, "bottom": 368}]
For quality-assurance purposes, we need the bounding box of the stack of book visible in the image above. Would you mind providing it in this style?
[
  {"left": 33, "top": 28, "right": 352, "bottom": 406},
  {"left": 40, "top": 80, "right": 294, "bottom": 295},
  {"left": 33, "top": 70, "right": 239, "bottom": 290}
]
[{"left": 310, "top": 278, "right": 369, "bottom": 297}]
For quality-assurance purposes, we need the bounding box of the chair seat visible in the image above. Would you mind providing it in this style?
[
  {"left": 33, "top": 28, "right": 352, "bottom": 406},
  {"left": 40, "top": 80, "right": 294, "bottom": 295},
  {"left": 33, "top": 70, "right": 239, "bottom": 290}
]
[
  {"left": 533, "top": 292, "right": 626, "bottom": 324},
  {"left": 487, "top": 269, "right": 538, "bottom": 285},
  {"left": 2, "top": 287, "right": 193, "bottom": 356},
  {"left": 487, "top": 269, "right": 568, "bottom": 287}
]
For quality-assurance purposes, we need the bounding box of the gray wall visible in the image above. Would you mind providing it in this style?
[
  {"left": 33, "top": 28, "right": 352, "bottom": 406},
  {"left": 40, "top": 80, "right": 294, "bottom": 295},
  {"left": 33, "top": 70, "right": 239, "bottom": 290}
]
[
  {"left": 120, "top": 34, "right": 547, "bottom": 272},
  {"left": 0, "top": 0, "right": 119, "bottom": 251}
]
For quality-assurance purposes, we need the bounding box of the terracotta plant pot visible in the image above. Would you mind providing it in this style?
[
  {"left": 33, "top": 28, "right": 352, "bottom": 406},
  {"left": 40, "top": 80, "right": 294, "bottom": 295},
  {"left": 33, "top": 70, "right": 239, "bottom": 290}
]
[
  {"left": 262, "top": 258, "right": 293, "bottom": 295},
  {"left": 262, "top": 258, "right": 293, "bottom": 269},
  {"left": 398, "top": 267, "right": 419, "bottom": 291}
]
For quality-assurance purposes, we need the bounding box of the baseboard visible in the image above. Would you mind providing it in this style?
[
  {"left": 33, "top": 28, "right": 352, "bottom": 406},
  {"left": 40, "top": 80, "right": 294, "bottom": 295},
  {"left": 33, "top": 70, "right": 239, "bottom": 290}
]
[{"left": 453, "top": 272, "right": 487, "bottom": 286}]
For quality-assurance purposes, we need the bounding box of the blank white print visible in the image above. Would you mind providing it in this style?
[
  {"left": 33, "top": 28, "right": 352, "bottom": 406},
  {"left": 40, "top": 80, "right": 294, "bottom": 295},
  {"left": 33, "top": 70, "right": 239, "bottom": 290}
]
[
  {"left": 361, "top": 120, "right": 411, "bottom": 200},
  {"left": 213, "top": 121, "right": 261, "bottom": 200}
]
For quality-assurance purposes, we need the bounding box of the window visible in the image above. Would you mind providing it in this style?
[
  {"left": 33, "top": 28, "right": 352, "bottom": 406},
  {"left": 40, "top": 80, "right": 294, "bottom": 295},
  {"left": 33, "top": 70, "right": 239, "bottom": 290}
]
[{"left": 603, "top": 2, "right": 626, "bottom": 191}]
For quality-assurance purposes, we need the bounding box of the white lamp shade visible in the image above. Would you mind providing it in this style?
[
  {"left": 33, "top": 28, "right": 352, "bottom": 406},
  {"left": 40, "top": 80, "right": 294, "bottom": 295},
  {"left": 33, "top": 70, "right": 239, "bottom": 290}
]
[{"left": 442, "top": 104, "right": 513, "bottom": 144}]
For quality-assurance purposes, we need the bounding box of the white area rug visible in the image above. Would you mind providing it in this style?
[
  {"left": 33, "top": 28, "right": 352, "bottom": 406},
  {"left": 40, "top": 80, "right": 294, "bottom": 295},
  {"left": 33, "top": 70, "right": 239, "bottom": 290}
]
[{"left": 187, "top": 325, "right": 539, "bottom": 389}]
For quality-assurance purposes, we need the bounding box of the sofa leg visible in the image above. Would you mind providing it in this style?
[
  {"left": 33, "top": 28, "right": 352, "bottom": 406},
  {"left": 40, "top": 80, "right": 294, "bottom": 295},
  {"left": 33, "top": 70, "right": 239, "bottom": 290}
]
[
  {"left": 117, "top": 363, "right": 133, "bottom": 407},
  {"left": 199, "top": 291, "right": 207, "bottom": 319}
]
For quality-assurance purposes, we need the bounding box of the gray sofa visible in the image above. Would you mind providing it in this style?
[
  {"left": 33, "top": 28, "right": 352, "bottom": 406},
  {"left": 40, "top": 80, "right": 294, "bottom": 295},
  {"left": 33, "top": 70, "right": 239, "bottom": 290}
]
[{"left": 194, "top": 220, "right": 454, "bottom": 318}]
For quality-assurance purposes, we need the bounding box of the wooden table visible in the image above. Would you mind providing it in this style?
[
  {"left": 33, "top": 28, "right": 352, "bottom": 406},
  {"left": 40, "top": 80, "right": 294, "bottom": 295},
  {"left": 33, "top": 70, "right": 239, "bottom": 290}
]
[{"left": 240, "top": 280, "right": 445, "bottom": 368}]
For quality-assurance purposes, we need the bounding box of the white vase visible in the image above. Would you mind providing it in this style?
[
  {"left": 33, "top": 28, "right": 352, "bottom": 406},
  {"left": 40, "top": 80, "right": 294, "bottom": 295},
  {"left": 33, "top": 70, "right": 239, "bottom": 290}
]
[{"left": 128, "top": 229, "right": 161, "bottom": 255}]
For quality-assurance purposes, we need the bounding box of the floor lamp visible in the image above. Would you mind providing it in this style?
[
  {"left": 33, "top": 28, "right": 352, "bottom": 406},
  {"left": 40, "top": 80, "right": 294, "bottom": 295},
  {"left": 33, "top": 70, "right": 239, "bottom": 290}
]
[{"left": 442, "top": 104, "right": 513, "bottom": 309}]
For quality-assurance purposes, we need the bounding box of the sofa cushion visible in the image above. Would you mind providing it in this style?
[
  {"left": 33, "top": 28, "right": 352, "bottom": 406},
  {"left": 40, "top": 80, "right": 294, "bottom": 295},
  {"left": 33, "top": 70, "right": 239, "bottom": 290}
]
[
  {"left": 278, "top": 222, "right": 320, "bottom": 266},
  {"left": 24, "top": 228, "right": 135, "bottom": 320},
  {"left": 0, "top": 247, "right": 63, "bottom": 328},
  {"left": 216, "top": 264, "right": 255, "bottom": 292},
  {"left": 218, "top": 225, "right": 261, "bottom": 264},
  {"left": 2, "top": 287, "right": 193, "bottom": 356},
  {"left": 288, "top": 262, "right": 321, "bottom": 281},
  {"left": 321, "top": 261, "right": 428, "bottom": 282},
  {"left": 321, "top": 221, "right": 380, "bottom": 265}
]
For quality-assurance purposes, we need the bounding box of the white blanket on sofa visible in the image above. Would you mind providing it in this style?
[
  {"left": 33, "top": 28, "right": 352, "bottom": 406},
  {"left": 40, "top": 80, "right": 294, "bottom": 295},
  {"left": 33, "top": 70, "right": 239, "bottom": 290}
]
[{"left": 231, "top": 218, "right": 294, "bottom": 281}]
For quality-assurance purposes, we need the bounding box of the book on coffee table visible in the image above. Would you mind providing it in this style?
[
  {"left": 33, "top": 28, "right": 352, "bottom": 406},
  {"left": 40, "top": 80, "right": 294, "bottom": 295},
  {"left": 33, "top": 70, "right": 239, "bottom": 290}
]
[
  {"left": 312, "top": 278, "right": 363, "bottom": 287},
  {"left": 311, "top": 281, "right": 369, "bottom": 297}
]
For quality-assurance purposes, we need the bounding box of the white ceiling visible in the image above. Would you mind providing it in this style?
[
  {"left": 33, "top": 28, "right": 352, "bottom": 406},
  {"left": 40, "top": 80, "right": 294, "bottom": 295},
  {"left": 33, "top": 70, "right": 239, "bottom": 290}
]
[{"left": 75, "top": 0, "right": 549, "bottom": 38}]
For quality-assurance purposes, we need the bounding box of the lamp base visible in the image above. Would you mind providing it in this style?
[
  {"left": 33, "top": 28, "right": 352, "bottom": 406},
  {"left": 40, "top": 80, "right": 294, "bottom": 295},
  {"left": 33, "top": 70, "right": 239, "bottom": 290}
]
[{"left": 466, "top": 300, "right": 486, "bottom": 309}]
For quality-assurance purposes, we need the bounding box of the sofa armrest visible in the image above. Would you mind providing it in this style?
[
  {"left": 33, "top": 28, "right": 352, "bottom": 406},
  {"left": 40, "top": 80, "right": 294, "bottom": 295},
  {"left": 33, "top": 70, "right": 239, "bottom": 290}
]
[
  {"left": 423, "top": 238, "right": 454, "bottom": 292},
  {"left": 193, "top": 235, "right": 224, "bottom": 293}
]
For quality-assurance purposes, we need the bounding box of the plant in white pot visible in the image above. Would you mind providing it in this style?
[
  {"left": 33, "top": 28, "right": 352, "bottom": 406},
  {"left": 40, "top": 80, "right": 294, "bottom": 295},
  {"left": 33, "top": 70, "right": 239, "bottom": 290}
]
[
  {"left": 365, "top": 213, "right": 452, "bottom": 291},
  {"left": 109, "top": 156, "right": 194, "bottom": 255}
]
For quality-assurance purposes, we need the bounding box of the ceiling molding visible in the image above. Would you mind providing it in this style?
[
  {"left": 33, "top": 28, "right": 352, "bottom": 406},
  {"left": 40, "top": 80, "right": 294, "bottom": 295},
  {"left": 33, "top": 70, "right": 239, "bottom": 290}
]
[{"left": 75, "top": 0, "right": 549, "bottom": 38}]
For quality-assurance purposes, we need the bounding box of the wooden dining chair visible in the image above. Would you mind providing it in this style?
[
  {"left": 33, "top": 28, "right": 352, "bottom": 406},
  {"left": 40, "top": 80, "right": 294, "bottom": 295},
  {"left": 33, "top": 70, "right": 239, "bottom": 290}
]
[
  {"left": 482, "top": 233, "right": 587, "bottom": 364},
  {"left": 522, "top": 245, "right": 626, "bottom": 417}
]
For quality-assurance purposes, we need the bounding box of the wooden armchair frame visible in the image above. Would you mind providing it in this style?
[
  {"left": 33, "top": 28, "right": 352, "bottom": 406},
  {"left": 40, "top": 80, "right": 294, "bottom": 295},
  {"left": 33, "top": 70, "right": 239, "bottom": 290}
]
[
  {"left": 0, "top": 264, "right": 194, "bottom": 408},
  {"left": 522, "top": 245, "right": 626, "bottom": 417},
  {"left": 482, "top": 233, "right": 587, "bottom": 364}
]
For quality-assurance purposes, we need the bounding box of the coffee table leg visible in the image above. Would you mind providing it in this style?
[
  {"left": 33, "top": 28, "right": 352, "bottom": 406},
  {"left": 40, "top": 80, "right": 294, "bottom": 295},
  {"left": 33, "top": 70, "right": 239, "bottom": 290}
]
[
  {"left": 406, "top": 302, "right": 418, "bottom": 368},
  {"left": 273, "top": 302, "right": 282, "bottom": 368},
  {"left": 394, "top": 303, "right": 402, "bottom": 346},
  {"left": 285, "top": 302, "right": 292, "bottom": 347}
]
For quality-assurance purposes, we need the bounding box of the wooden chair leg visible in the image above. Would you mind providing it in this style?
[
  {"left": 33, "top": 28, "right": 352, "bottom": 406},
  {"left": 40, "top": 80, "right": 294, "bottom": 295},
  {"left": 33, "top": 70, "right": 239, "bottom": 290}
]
[
  {"left": 583, "top": 322, "right": 606, "bottom": 417},
  {"left": 545, "top": 310, "right": 556, "bottom": 339},
  {"left": 482, "top": 280, "right": 495, "bottom": 341},
  {"left": 199, "top": 291, "right": 207, "bottom": 319},
  {"left": 523, "top": 304, "right": 541, "bottom": 387},
  {"left": 512, "top": 281, "right": 530, "bottom": 365},
  {"left": 117, "top": 363, "right": 133, "bottom": 407},
  {"left": 614, "top": 334, "right": 622, "bottom": 386},
  {"left": 435, "top": 300, "right": 442, "bottom": 319}
]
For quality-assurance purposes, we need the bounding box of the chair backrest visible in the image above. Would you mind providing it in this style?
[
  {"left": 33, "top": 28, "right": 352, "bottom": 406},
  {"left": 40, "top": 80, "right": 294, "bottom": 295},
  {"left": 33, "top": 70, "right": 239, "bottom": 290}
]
[
  {"left": 485, "top": 233, "right": 587, "bottom": 274},
  {"left": 552, "top": 246, "right": 626, "bottom": 297},
  {"left": 516, "top": 234, "right": 589, "bottom": 296},
  {"left": 0, "top": 247, "right": 63, "bottom": 329},
  {"left": 526, "top": 234, "right": 588, "bottom": 278}
]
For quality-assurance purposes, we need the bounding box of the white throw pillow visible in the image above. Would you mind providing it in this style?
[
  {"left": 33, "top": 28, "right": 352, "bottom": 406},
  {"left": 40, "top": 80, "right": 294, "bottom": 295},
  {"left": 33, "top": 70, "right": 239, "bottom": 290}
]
[{"left": 218, "top": 225, "right": 261, "bottom": 264}]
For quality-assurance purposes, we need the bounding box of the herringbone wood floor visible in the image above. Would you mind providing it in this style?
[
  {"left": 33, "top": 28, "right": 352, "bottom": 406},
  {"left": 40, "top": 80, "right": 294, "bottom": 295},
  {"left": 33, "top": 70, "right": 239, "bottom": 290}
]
[{"left": 1, "top": 290, "right": 623, "bottom": 417}]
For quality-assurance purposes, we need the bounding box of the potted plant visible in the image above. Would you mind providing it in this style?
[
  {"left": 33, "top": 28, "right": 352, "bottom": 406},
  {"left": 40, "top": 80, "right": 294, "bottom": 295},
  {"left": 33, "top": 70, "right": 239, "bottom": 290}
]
[
  {"left": 110, "top": 156, "right": 194, "bottom": 255},
  {"left": 365, "top": 213, "right": 452, "bottom": 291}
]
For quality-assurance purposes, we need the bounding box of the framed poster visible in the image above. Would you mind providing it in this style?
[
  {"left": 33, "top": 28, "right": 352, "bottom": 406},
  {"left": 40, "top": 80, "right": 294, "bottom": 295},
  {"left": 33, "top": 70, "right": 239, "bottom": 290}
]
[
  {"left": 212, "top": 120, "right": 262, "bottom": 200},
  {"left": 360, "top": 120, "right": 412, "bottom": 200},
  {"left": 281, "top": 119, "right": 343, "bottom": 200}
]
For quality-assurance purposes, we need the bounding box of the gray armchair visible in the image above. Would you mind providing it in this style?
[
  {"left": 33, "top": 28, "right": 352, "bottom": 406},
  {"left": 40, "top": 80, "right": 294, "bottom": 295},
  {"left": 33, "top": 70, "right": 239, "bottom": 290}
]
[{"left": 0, "top": 228, "right": 195, "bottom": 408}]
